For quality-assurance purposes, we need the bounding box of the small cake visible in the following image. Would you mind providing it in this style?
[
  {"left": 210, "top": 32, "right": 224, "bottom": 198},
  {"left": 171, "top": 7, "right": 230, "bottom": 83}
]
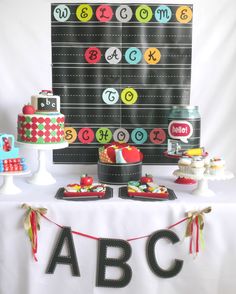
[
  {"left": 127, "top": 178, "right": 169, "bottom": 199},
  {"left": 17, "top": 90, "right": 65, "bottom": 144},
  {"left": 0, "top": 134, "right": 27, "bottom": 172},
  {"left": 98, "top": 142, "right": 143, "bottom": 184},
  {"left": 178, "top": 156, "right": 192, "bottom": 173},
  {"left": 190, "top": 157, "right": 205, "bottom": 175},
  {"left": 209, "top": 157, "right": 225, "bottom": 175}
]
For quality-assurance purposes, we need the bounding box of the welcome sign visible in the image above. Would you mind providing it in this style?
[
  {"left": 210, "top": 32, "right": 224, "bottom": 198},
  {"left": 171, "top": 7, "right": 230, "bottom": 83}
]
[{"left": 51, "top": 3, "right": 193, "bottom": 164}]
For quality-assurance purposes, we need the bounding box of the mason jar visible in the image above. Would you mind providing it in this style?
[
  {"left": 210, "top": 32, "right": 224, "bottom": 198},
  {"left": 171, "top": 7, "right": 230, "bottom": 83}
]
[{"left": 167, "top": 105, "right": 201, "bottom": 153}]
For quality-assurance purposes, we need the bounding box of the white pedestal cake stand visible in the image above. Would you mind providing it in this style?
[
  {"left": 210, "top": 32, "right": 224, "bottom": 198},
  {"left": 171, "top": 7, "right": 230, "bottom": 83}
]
[
  {"left": 17, "top": 142, "right": 68, "bottom": 185},
  {"left": 173, "top": 170, "right": 234, "bottom": 197},
  {"left": 0, "top": 170, "right": 31, "bottom": 195}
]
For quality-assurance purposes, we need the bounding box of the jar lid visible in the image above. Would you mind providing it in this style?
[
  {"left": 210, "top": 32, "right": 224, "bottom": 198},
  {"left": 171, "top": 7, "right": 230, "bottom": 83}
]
[{"left": 172, "top": 105, "right": 198, "bottom": 110}]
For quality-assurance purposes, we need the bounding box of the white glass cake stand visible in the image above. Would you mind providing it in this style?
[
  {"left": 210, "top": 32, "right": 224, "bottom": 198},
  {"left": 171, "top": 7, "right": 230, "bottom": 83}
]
[
  {"left": 17, "top": 142, "right": 68, "bottom": 185},
  {"left": 173, "top": 170, "right": 234, "bottom": 197},
  {"left": 0, "top": 170, "right": 31, "bottom": 195}
]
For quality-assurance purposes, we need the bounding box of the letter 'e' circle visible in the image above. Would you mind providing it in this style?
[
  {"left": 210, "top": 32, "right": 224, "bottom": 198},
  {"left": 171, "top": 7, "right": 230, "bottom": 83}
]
[{"left": 76, "top": 4, "right": 93, "bottom": 22}]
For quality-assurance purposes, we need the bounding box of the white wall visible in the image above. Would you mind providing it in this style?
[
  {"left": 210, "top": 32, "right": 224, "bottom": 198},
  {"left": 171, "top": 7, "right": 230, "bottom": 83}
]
[{"left": 0, "top": 0, "right": 236, "bottom": 175}]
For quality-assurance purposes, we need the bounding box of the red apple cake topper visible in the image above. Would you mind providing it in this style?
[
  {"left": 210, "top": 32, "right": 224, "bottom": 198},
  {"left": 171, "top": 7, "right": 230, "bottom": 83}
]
[{"left": 22, "top": 104, "right": 36, "bottom": 115}]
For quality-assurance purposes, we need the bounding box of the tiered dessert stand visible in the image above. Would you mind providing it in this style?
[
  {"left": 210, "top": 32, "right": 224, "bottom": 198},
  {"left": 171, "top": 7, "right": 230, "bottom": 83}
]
[
  {"left": 173, "top": 169, "right": 234, "bottom": 196},
  {"left": 164, "top": 150, "right": 210, "bottom": 184},
  {"left": 17, "top": 142, "right": 68, "bottom": 185}
]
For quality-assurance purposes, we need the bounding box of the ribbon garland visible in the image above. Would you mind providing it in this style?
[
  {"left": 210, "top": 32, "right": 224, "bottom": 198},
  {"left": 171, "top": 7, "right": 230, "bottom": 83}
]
[
  {"left": 22, "top": 204, "right": 48, "bottom": 261},
  {"left": 22, "top": 204, "right": 211, "bottom": 261},
  {"left": 185, "top": 207, "right": 212, "bottom": 256}
]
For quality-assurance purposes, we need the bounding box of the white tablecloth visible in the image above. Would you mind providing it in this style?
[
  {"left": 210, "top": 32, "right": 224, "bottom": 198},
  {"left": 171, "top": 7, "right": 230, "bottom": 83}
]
[{"left": 0, "top": 166, "right": 236, "bottom": 294}]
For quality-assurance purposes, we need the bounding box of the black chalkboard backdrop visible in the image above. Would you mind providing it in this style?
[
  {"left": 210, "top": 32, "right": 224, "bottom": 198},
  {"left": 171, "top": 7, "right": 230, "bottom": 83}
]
[{"left": 52, "top": 3, "right": 193, "bottom": 164}]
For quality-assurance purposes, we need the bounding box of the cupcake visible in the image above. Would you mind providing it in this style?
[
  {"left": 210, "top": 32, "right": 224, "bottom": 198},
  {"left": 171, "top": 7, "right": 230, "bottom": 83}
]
[
  {"left": 191, "top": 157, "right": 205, "bottom": 175},
  {"left": 209, "top": 157, "right": 225, "bottom": 175},
  {"left": 178, "top": 156, "right": 192, "bottom": 173}
]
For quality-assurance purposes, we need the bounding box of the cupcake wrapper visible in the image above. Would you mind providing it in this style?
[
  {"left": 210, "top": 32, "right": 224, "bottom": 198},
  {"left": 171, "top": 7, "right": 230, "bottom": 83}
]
[
  {"left": 191, "top": 167, "right": 205, "bottom": 175},
  {"left": 209, "top": 167, "right": 225, "bottom": 175},
  {"left": 179, "top": 165, "right": 191, "bottom": 173}
]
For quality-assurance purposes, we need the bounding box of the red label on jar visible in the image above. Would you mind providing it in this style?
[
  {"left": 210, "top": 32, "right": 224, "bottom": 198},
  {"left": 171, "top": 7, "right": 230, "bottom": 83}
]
[{"left": 168, "top": 120, "right": 193, "bottom": 143}]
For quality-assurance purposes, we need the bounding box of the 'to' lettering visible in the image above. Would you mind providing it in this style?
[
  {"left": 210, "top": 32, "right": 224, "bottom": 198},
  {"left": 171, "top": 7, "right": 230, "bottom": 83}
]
[{"left": 102, "top": 88, "right": 119, "bottom": 104}]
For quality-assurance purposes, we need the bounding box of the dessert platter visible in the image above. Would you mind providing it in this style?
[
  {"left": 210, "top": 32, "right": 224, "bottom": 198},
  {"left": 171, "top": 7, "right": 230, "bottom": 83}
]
[
  {"left": 119, "top": 174, "right": 177, "bottom": 201},
  {"left": 55, "top": 175, "right": 113, "bottom": 201}
]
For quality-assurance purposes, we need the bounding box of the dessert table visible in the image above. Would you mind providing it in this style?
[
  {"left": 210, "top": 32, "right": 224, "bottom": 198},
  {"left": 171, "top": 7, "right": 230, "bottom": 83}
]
[{"left": 0, "top": 166, "right": 236, "bottom": 294}]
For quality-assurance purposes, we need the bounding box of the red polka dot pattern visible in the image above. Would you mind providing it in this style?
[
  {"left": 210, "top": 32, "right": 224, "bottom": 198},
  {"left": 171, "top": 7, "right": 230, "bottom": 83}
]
[{"left": 17, "top": 114, "right": 65, "bottom": 144}]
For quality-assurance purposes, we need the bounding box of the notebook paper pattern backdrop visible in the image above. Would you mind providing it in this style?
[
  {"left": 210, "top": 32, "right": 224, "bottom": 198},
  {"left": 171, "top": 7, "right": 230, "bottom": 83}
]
[{"left": 51, "top": 3, "right": 194, "bottom": 164}]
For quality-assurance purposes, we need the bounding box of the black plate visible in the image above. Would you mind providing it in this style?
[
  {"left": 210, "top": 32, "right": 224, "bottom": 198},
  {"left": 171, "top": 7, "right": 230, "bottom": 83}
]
[
  {"left": 118, "top": 187, "right": 177, "bottom": 201},
  {"left": 55, "top": 186, "right": 113, "bottom": 201}
]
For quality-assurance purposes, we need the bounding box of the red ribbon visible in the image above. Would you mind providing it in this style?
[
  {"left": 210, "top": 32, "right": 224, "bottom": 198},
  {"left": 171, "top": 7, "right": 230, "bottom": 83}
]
[
  {"left": 196, "top": 216, "right": 199, "bottom": 254},
  {"left": 30, "top": 211, "right": 38, "bottom": 262},
  {"left": 23, "top": 206, "right": 211, "bottom": 262},
  {"left": 41, "top": 214, "right": 100, "bottom": 241},
  {"left": 41, "top": 214, "right": 189, "bottom": 242}
]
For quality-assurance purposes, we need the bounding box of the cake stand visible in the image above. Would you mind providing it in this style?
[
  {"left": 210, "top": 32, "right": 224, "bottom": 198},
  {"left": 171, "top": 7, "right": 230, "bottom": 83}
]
[
  {"left": 0, "top": 170, "right": 31, "bottom": 195},
  {"left": 17, "top": 142, "right": 68, "bottom": 185},
  {"left": 173, "top": 169, "right": 234, "bottom": 197}
]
